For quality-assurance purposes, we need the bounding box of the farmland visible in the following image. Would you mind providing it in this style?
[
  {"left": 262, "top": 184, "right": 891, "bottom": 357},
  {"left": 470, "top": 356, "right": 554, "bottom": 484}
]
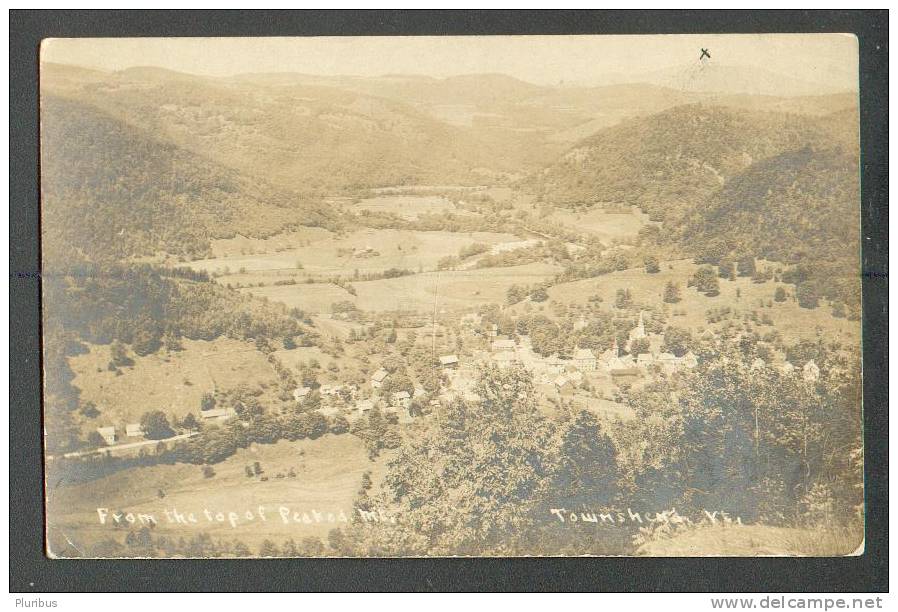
[
  {"left": 69, "top": 338, "right": 281, "bottom": 439},
  {"left": 47, "top": 435, "right": 387, "bottom": 555}
]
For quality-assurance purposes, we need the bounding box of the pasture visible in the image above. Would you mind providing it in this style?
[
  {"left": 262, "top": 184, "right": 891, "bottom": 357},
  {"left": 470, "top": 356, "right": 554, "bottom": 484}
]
[
  {"left": 47, "top": 435, "right": 387, "bottom": 556},
  {"left": 544, "top": 206, "right": 654, "bottom": 243},
  {"left": 190, "top": 228, "right": 521, "bottom": 279},
  {"left": 540, "top": 259, "right": 860, "bottom": 344},
  {"left": 351, "top": 262, "right": 562, "bottom": 313},
  {"left": 69, "top": 338, "right": 280, "bottom": 436},
  {"left": 353, "top": 195, "right": 465, "bottom": 219}
]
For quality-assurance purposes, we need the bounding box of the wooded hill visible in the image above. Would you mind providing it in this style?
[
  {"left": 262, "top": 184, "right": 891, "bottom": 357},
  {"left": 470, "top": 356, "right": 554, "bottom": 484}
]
[
  {"left": 524, "top": 104, "right": 860, "bottom": 301},
  {"left": 41, "top": 95, "right": 339, "bottom": 261}
]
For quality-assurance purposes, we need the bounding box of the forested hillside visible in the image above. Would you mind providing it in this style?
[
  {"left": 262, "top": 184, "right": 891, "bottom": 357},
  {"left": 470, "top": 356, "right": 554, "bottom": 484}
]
[
  {"left": 525, "top": 105, "right": 838, "bottom": 221},
  {"left": 41, "top": 96, "right": 337, "bottom": 260}
]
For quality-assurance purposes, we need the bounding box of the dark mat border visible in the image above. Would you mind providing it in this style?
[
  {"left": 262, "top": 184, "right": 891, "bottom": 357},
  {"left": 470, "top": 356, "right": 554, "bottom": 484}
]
[{"left": 9, "top": 9, "right": 888, "bottom": 593}]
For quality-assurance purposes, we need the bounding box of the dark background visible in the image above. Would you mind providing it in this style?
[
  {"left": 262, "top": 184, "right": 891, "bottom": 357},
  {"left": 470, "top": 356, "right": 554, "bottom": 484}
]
[{"left": 9, "top": 10, "right": 888, "bottom": 593}]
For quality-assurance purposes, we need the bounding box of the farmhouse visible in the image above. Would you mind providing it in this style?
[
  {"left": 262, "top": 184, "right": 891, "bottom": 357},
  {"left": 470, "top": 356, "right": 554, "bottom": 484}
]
[
  {"left": 486, "top": 324, "right": 498, "bottom": 338},
  {"left": 125, "top": 423, "right": 143, "bottom": 438},
  {"left": 541, "top": 356, "right": 567, "bottom": 374},
  {"left": 293, "top": 386, "right": 311, "bottom": 401},
  {"left": 681, "top": 352, "right": 699, "bottom": 369},
  {"left": 371, "top": 369, "right": 389, "bottom": 388},
  {"left": 413, "top": 386, "right": 426, "bottom": 398},
  {"left": 493, "top": 351, "right": 518, "bottom": 368},
  {"left": 356, "top": 399, "right": 375, "bottom": 416},
  {"left": 573, "top": 348, "right": 597, "bottom": 371},
  {"left": 201, "top": 407, "right": 235, "bottom": 421},
  {"left": 319, "top": 384, "right": 343, "bottom": 397},
  {"left": 636, "top": 353, "right": 655, "bottom": 368},
  {"left": 317, "top": 405, "right": 341, "bottom": 418},
  {"left": 96, "top": 426, "right": 116, "bottom": 446},
  {"left": 391, "top": 391, "right": 411, "bottom": 408},
  {"left": 803, "top": 360, "right": 820, "bottom": 382},
  {"left": 439, "top": 354, "right": 459, "bottom": 369},
  {"left": 491, "top": 339, "right": 516, "bottom": 352}
]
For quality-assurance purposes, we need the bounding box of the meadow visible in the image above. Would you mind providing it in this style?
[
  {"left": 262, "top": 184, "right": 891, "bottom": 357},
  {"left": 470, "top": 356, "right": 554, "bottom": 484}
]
[
  {"left": 533, "top": 259, "right": 859, "bottom": 344},
  {"left": 47, "top": 435, "right": 387, "bottom": 555},
  {"left": 191, "top": 228, "right": 522, "bottom": 279},
  {"left": 69, "top": 338, "right": 281, "bottom": 437}
]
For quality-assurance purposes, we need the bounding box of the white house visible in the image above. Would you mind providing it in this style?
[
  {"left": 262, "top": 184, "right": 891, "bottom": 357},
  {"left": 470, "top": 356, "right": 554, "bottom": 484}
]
[
  {"left": 803, "top": 360, "right": 820, "bottom": 382},
  {"left": 491, "top": 339, "right": 516, "bottom": 352},
  {"left": 636, "top": 353, "right": 655, "bottom": 368},
  {"left": 356, "top": 399, "right": 375, "bottom": 416},
  {"left": 317, "top": 405, "right": 341, "bottom": 418},
  {"left": 413, "top": 386, "right": 426, "bottom": 399},
  {"left": 681, "top": 352, "right": 699, "bottom": 369},
  {"left": 371, "top": 369, "right": 389, "bottom": 388},
  {"left": 391, "top": 391, "right": 411, "bottom": 408},
  {"left": 320, "top": 384, "right": 343, "bottom": 397},
  {"left": 293, "top": 386, "right": 311, "bottom": 402},
  {"left": 96, "top": 426, "right": 116, "bottom": 446},
  {"left": 541, "top": 356, "right": 567, "bottom": 374},
  {"left": 201, "top": 407, "right": 235, "bottom": 421},
  {"left": 493, "top": 351, "right": 518, "bottom": 368},
  {"left": 573, "top": 348, "right": 597, "bottom": 371},
  {"left": 125, "top": 423, "right": 143, "bottom": 438},
  {"left": 439, "top": 355, "right": 459, "bottom": 369}
]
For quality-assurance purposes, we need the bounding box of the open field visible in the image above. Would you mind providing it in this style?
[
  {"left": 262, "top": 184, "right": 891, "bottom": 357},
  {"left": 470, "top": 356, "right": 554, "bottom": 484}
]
[
  {"left": 544, "top": 206, "right": 654, "bottom": 243},
  {"left": 352, "top": 262, "right": 562, "bottom": 313},
  {"left": 353, "top": 194, "right": 470, "bottom": 219},
  {"left": 208, "top": 227, "right": 335, "bottom": 259},
  {"left": 533, "top": 259, "right": 859, "bottom": 344},
  {"left": 69, "top": 338, "right": 280, "bottom": 436},
  {"left": 47, "top": 435, "right": 387, "bottom": 555},
  {"left": 190, "top": 228, "right": 522, "bottom": 279},
  {"left": 240, "top": 262, "right": 561, "bottom": 314}
]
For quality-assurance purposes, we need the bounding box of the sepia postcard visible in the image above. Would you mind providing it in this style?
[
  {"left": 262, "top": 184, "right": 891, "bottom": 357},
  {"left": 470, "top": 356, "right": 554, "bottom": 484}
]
[{"left": 40, "top": 34, "right": 863, "bottom": 558}]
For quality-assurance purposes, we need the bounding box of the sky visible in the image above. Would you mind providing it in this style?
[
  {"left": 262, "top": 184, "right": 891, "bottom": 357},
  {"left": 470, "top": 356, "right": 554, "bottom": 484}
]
[{"left": 41, "top": 34, "right": 858, "bottom": 90}]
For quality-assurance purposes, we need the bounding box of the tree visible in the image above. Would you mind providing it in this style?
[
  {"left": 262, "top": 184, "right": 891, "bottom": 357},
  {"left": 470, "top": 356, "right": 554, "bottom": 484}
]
[
  {"left": 201, "top": 393, "right": 216, "bottom": 412},
  {"left": 530, "top": 287, "right": 549, "bottom": 303},
  {"left": 691, "top": 266, "right": 720, "bottom": 296},
  {"left": 202, "top": 465, "right": 216, "bottom": 478},
  {"left": 662, "top": 326, "right": 693, "bottom": 357},
  {"left": 663, "top": 281, "right": 681, "bottom": 304},
  {"left": 79, "top": 401, "right": 100, "bottom": 419},
  {"left": 87, "top": 430, "right": 107, "bottom": 448},
  {"left": 718, "top": 260, "right": 735, "bottom": 280},
  {"left": 629, "top": 337, "right": 651, "bottom": 356},
  {"left": 283, "top": 336, "right": 297, "bottom": 350},
  {"left": 615, "top": 288, "right": 633, "bottom": 309},
  {"left": 553, "top": 411, "right": 621, "bottom": 507},
  {"left": 110, "top": 340, "right": 133, "bottom": 367},
  {"left": 350, "top": 366, "right": 559, "bottom": 555},
  {"left": 774, "top": 286, "right": 788, "bottom": 302},
  {"left": 330, "top": 415, "right": 350, "bottom": 435},
  {"left": 132, "top": 327, "right": 162, "bottom": 356},
  {"left": 737, "top": 256, "right": 757, "bottom": 277},
  {"left": 181, "top": 412, "right": 200, "bottom": 430},
  {"left": 796, "top": 282, "right": 819, "bottom": 309},
  {"left": 140, "top": 410, "right": 174, "bottom": 440},
  {"left": 506, "top": 284, "right": 527, "bottom": 305},
  {"left": 258, "top": 539, "right": 280, "bottom": 557},
  {"left": 644, "top": 256, "right": 660, "bottom": 274},
  {"left": 281, "top": 538, "right": 299, "bottom": 557}
]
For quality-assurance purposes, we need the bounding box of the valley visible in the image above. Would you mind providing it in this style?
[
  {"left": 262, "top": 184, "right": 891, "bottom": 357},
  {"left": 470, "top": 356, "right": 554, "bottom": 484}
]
[{"left": 41, "top": 54, "right": 863, "bottom": 558}]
